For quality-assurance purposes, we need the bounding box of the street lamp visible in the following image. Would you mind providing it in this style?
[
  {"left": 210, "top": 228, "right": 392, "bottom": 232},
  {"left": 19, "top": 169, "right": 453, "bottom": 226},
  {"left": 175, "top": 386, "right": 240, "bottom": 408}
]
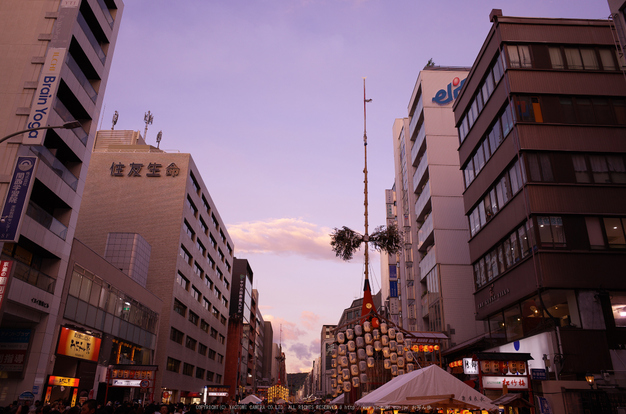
[
  {"left": 585, "top": 373, "right": 595, "bottom": 389},
  {"left": 0, "top": 121, "right": 82, "bottom": 145}
]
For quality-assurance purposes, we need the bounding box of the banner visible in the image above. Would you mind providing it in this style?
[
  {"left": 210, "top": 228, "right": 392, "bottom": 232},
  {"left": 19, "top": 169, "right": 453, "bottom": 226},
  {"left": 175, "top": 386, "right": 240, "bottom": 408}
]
[
  {"left": 24, "top": 48, "right": 66, "bottom": 145},
  {"left": 56, "top": 327, "right": 101, "bottom": 362},
  {"left": 0, "top": 156, "right": 38, "bottom": 242}
]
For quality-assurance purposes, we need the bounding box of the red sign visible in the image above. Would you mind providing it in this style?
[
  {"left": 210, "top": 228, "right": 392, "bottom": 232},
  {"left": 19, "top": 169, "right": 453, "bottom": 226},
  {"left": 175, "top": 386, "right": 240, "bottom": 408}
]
[
  {"left": 56, "top": 328, "right": 101, "bottom": 362},
  {"left": 0, "top": 261, "right": 13, "bottom": 309}
]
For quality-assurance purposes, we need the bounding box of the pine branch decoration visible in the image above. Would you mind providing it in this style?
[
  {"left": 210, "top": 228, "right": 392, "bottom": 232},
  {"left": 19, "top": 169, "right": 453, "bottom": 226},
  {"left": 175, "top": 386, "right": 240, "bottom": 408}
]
[
  {"left": 370, "top": 224, "right": 402, "bottom": 255},
  {"left": 330, "top": 226, "right": 364, "bottom": 261}
]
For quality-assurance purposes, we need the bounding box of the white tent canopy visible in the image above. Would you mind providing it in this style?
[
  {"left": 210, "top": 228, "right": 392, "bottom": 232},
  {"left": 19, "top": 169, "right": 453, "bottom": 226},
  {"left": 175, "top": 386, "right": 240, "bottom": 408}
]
[
  {"left": 239, "top": 394, "right": 262, "bottom": 404},
  {"left": 329, "top": 394, "right": 345, "bottom": 405},
  {"left": 355, "top": 364, "right": 497, "bottom": 411}
]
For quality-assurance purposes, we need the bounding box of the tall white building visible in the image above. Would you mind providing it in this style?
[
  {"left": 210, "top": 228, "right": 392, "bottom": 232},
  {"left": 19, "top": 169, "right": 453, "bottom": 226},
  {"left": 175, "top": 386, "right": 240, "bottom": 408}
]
[{"left": 389, "top": 67, "right": 484, "bottom": 346}]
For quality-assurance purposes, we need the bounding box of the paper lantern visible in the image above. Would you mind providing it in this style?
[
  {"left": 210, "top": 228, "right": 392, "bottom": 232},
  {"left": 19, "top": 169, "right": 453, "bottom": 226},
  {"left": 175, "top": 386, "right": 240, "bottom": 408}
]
[
  {"left": 346, "top": 329, "right": 354, "bottom": 340},
  {"left": 398, "top": 369, "right": 405, "bottom": 376},
  {"left": 337, "top": 382, "right": 342, "bottom": 392},
  {"left": 390, "top": 340, "right": 397, "bottom": 350},
  {"left": 380, "top": 323, "right": 388, "bottom": 334},
  {"left": 339, "top": 356, "right": 348, "bottom": 367},
  {"left": 396, "top": 332, "right": 404, "bottom": 343},
  {"left": 390, "top": 352, "right": 398, "bottom": 363},
  {"left": 388, "top": 328, "right": 396, "bottom": 339},
  {"left": 354, "top": 325, "right": 363, "bottom": 336},
  {"left": 356, "top": 337, "right": 365, "bottom": 349},
  {"left": 366, "top": 345, "right": 374, "bottom": 356},
  {"left": 391, "top": 365, "right": 398, "bottom": 376},
  {"left": 382, "top": 335, "right": 390, "bottom": 346},
  {"left": 407, "top": 363, "right": 415, "bottom": 372},
  {"left": 384, "top": 359, "right": 392, "bottom": 369},
  {"left": 347, "top": 341, "right": 356, "bottom": 352},
  {"left": 434, "top": 344, "right": 440, "bottom": 351},
  {"left": 359, "top": 361, "right": 367, "bottom": 372},
  {"left": 405, "top": 352, "right": 413, "bottom": 361},
  {"left": 338, "top": 344, "right": 347, "bottom": 356},
  {"left": 337, "top": 332, "right": 345, "bottom": 343},
  {"left": 331, "top": 358, "right": 337, "bottom": 368},
  {"left": 373, "top": 329, "right": 381, "bottom": 340},
  {"left": 382, "top": 347, "right": 390, "bottom": 358},
  {"left": 397, "top": 357, "right": 405, "bottom": 368},
  {"left": 508, "top": 361, "right": 518, "bottom": 374},
  {"left": 357, "top": 348, "right": 366, "bottom": 360},
  {"left": 367, "top": 357, "right": 375, "bottom": 368},
  {"left": 396, "top": 344, "right": 404, "bottom": 355},
  {"left": 350, "top": 364, "right": 359, "bottom": 377},
  {"left": 342, "top": 368, "right": 350, "bottom": 380},
  {"left": 518, "top": 361, "right": 526, "bottom": 374},
  {"left": 374, "top": 341, "right": 382, "bottom": 352},
  {"left": 348, "top": 352, "right": 357, "bottom": 364},
  {"left": 364, "top": 333, "right": 373, "bottom": 345},
  {"left": 330, "top": 369, "right": 337, "bottom": 378},
  {"left": 499, "top": 361, "right": 509, "bottom": 374},
  {"left": 331, "top": 347, "right": 338, "bottom": 358},
  {"left": 480, "top": 360, "right": 491, "bottom": 373},
  {"left": 428, "top": 345, "right": 434, "bottom": 352},
  {"left": 343, "top": 381, "right": 351, "bottom": 392},
  {"left": 352, "top": 376, "right": 360, "bottom": 388},
  {"left": 363, "top": 321, "right": 372, "bottom": 332},
  {"left": 331, "top": 378, "right": 337, "bottom": 388},
  {"left": 360, "top": 373, "right": 368, "bottom": 384}
]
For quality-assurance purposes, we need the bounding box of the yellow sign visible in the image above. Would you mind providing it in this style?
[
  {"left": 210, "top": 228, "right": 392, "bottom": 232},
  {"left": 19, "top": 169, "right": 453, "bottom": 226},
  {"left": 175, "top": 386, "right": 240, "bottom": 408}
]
[
  {"left": 48, "top": 376, "right": 80, "bottom": 387},
  {"left": 56, "top": 328, "right": 101, "bottom": 362}
]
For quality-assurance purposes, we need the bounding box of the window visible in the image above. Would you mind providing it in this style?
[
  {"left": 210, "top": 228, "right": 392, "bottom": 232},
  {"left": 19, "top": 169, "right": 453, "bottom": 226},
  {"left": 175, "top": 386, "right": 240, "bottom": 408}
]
[
  {"left": 218, "top": 334, "right": 225, "bottom": 345},
  {"left": 220, "top": 315, "right": 227, "bottom": 326},
  {"left": 215, "top": 374, "right": 222, "bottom": 383},
  {"left": 176, "top": 272, "right": 189, "bottom": 290},
  {"left": 211, "top": 214, "right": 219, "bottom": 229},
  {"left": 223, "top": 279, "right": 230, "bottom": 290},
  {"left": 549, "top": 47, "right": 564, "bottom": 69},
  {"left": 208, "top": 349, "right": 216, "bottom": 360},
  {"left": 604, "top": 218, "right": 626, "bottom": 248},
  {"left": 189, "top": 311, "right": 199, "bottom": 325},
  {"left": 526, "top": 153, "right": 553, "bottom": 182},
  {"left": 572, "top": 154, "right": 626, "bottom": 184},
  {"left": 210, "top": 328, "right": 218, "bottom": 339},
  {"left": 205, "top": 276, "right": 213, "bottom": 290},
  {"left": 192, "top": 286, "right": 201, "bottom": 301},
  {"left": 179, "top": 245, "right": 192, "bottom": 265},
  {"left": 184, "top": 220, "right": 195, "bottom": 240},
  {"left": 215, "top": 288, "right": 221, "bottom": 299},
  {"left": 217, "top": 268, "right": 223, "bottom": 280},
  {"left": 586, "top": 217, "right": 606, "bottom": 249},
  {"left": 212, "top": 306, "right": 220, "bottom": 319},
  {"left": 218, "top": 249, "right": 225, "bottom": 262},
  {"left": 507, "top": 45, "right": 532, "bottom": 68},
  {"left": 221, "top": 296, "right": 228, "bottom": 307},
  {"left": 572, "top": 155, "right": 591, "bottom": 183},
  {"left": 196, "top": 367, "right": 205, "bottom": 379},
  {"left": 189, "top": 172, "right": 201, "bottom": 195},
  {"left": 173, "top": 299, "right": 186, "bottom": 317},
  {"left": 202, "top": 196, "right": 211, "bottom": 214},
  {"left": 203, "top": 298, "right": 211, "bottom": 311},
  {"left": 217, "top": 354, "right": 224, "bottom": 364},
  {"left": 210, "top": 235, "right": 217, "bottom": 249},
  {"left": 185, "top": 336, "right": 197, "bottom": 351},
  {"left": 564, "top": 48, "right": 583, "bottom": 70},
  {"left": 537, "top": 216, "right": 566, "bottom": 247},
  {"left": 227, "top": 243, "right": 233, "bottom": 256},
  {"left": 599, "top": 49, "right": 617, "bottom": 70},
  {"left": 200, "top": 218, "right": 209, "bottom": 235},
  {"left": 194, "top": 262, "right": 204, "bottom": 278},
  {"left": 220, "top": 230, "right": 226, "bottom": 243},
  {"left": 170, "top": 327, "right": 184, "bottom": 344},
  {"left": 183, "top": 363, "right": 194, "bottom": 376},
  {"left": 196, "top": 240, "right": 206, "bottom": 256},
  {"left": 207, "top": 371, "right": 214, "bottom": 382},
  {"left": 201, "top": 319, "right": 210, "bottom": 333},
  {"left": 208, "top": 254, "right": 216, "bottom": 269},
  {"left": 166, "top": 357, "right": 180, "bottom": 373},
  {"left": 198, "top": 343, "right": 208, "bottom": 356},
  {"left": 225, "top": 261, "right": 231, "bottom": 273},
  {"left": 186, "top": 195, "right": 198, "bottom": 217}
]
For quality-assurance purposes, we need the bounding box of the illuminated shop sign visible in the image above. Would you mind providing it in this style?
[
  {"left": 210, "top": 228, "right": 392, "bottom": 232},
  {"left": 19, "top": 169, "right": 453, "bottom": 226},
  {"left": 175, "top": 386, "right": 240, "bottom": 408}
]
[
  {"left": 56, "top": 327, "right": 101, "bottom": 362},
  {"left": 111, "top": 379, "right": 142, "bottom": 387},
  {"left": 49, "top": 376, "right": 80, "bottom": 387},
  {"left": 432, "top": 77, "right": 466, "bottom": 105},
  {"left": 482, "top": 376, "right": 528, "bottom": 390},
  {"left": 109, "top": 162, "right": 180, "bottom": 177}
]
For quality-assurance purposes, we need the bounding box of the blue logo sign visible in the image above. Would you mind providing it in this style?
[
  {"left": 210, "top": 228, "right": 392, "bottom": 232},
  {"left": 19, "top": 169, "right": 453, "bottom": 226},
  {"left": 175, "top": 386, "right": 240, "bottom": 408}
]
[
  {"left": 0, "top": 156, "right": 37, "bottom": 242},
  {"left": 432, "top": 77, "right": 466, "bottom": 105},
  {"left": 389, "top": 280, "right": 398, "bottom": 298}
]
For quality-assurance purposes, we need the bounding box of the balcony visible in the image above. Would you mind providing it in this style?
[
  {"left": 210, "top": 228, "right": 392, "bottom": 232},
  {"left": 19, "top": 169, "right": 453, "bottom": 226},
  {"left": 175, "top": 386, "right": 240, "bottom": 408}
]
[
  {"left": 7, "top": 258, "right": 56, "bottom": 294},
  {"left": 414, "top": 180, "right": 431, "bottom": 220},
  {"left": 409, "top": 98, "right": 424, "bottom": 140},
  {"left": 66, "top": 53, "right": 97, "bottom": 103},
  {"left": 419, "top": 247, "right": 436, "bottom": 279},
  {"left": 417, "top": 213, "right": 434, "bottom": 251},
  {"left": 412, "top": 152, "right": 428, "bottom": 194},
  {"left": 30, "top": 146, "right": 79, "bottom": 191},
  {"left": 53, "top": 100, "right": 89, "bottom": 146},
  {"left": 77, "top": 11, "right": 106, "bottom": 64},
  {"left": 96, "top": 0, "right": 115, "bottom": 28},
  {"left": 411, "top": 125, "right": 426, "bottom": 167},
  {"left": 26, "top": 202, "right": 68, "bottom": 240}
]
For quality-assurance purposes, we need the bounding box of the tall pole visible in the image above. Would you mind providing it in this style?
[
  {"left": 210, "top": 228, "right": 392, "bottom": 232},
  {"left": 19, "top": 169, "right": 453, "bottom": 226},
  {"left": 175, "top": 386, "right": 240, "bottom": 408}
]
[{"left": 363, "top": 78, "right": 371, "bottom": 281}]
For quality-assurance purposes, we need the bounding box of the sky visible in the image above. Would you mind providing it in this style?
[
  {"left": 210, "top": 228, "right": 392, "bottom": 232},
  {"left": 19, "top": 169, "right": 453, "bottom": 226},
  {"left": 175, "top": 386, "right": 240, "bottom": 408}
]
[{"left": 101, "top": 0, "right": 611, "bottom": 373}]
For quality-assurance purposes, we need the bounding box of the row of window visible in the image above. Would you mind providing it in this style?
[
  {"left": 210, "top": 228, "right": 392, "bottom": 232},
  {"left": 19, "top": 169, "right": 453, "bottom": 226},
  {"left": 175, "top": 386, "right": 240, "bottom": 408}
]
[
  {"left": 506, "top": 43, "right": 619, "bottom": 72},
  {"left": 463, "top": 102, "right": 515, "bottom": 187},
  {"left": 173, "top": 297, "right": 227, "bottom": 327},
  {"left": 180, "top": 243, "right": 229, "bottom": 290},
  {"left": 523, "top": 152, "right": 626, "bottom": 185},
  {"left": 177, "top": 269, "right": 229, "bottom": 308},
  {"left": 468, "top": 158, "right": 526, "bottom": 237},
  {"left": 166, "top": 356, "right": 223, "bottom": 383},
  {"left": 515, "top": 95, "right": 626, "bottom": 126},
  {"left": 169, "top": 327, "right": 224, "bottom": 354},
  {"left": 458, "top": 51, "right": 505, "bottom": 143},
  {"left": 183, "top": 200, "right": 232, "bottom": 273}
]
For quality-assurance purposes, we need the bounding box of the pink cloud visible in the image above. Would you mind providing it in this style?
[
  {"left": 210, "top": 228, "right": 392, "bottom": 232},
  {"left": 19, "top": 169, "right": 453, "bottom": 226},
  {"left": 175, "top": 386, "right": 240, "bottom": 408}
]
[{"left": 300, "top": 311, "right": 320, "bottom": 331}]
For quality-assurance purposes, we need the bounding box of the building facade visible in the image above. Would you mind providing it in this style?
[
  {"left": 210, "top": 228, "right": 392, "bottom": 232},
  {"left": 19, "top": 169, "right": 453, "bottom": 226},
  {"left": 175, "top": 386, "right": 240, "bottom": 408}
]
[
  {"left": 454, "top": 9, "right": 626, "bottom": 411},
  {"left": 391, "top": 67, "right": 484, "bottom": 346},
  {"left": 74, "top": 130, "right": 234, "bottom": 404},
  {"left": 0, "top": 0, "right": 123, "bottom": 404},
  {"left": 318, "top": 324, "right": 336, "bottom": 397}
]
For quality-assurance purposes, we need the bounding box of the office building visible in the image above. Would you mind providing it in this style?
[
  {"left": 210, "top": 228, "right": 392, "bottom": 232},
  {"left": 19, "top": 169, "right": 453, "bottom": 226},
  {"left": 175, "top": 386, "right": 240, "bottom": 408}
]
[
  {"left": 0, "top": 0, "right": 123, "bottom": 404},
  {"left": 74, "top": 130, "right": 234, "bottom": 403},
  {"left": 454, "top": 9, "right": 626, "bottom": 411},
  {"left": 390, "top": 67, "right": 484, "bottom": 345},
  {"left": 319, "top": 324, "right": 336, "bottom": 397},
  {"left": 608, "top": 0, "right": 626, "bottom": 69}
]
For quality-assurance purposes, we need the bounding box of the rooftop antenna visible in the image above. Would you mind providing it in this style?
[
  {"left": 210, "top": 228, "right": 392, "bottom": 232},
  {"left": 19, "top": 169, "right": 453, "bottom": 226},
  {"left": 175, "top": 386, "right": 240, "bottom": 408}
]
[
  {"left": 111, "top": 110, "right": 118, "bottom": 130},
  {"left": 143, "top": 111, "right": 153, "bottom": 140},
  {"left": 156, "top": 130, "right": 162, "bottom": 149}
]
